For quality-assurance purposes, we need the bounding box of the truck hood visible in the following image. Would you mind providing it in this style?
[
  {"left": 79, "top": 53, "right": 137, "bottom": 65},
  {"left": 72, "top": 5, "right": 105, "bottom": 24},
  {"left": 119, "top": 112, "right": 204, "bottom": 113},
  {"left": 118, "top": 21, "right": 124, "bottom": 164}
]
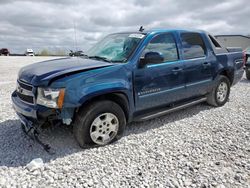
[{"left": 18, "top": 57, "right": 113, "bottom": 86}]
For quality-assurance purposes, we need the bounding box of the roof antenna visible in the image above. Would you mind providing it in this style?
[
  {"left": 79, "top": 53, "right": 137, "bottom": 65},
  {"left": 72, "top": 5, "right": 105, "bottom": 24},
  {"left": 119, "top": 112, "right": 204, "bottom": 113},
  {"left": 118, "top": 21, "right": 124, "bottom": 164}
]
[{"left": 139, "top": 26, "right": 144, "bottom": 32}]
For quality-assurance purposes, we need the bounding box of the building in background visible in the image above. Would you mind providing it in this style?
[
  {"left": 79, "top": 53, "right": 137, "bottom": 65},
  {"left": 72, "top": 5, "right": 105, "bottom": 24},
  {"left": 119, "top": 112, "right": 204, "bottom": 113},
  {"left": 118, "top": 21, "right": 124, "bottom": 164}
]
[{"left": 215, "top": 35, "right": 250, "bottom": 50}]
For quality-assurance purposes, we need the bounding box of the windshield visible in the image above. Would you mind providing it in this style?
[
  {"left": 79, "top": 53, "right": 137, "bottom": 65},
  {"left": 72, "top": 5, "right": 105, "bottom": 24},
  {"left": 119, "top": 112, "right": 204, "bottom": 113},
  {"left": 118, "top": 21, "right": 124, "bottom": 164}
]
[{"left": 86, "top": 33, "right": 145, "bottom": 62}]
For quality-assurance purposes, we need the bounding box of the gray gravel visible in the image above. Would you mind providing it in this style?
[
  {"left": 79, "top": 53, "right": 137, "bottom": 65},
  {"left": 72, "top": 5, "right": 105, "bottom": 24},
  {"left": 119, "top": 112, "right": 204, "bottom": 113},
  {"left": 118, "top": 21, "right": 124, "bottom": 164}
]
[{"left": 0, "top": 56, "right": 249, "bottom": 188}]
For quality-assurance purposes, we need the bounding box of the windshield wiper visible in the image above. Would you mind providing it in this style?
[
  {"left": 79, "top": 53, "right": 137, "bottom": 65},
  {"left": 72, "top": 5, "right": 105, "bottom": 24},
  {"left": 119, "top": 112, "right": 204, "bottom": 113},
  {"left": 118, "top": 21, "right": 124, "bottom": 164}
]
[
  {"left": 110, "top": 58, "right": 127, "bottom": 63},
  {"left": 88, "top": 56, "right": 111, "bottom": 62}
]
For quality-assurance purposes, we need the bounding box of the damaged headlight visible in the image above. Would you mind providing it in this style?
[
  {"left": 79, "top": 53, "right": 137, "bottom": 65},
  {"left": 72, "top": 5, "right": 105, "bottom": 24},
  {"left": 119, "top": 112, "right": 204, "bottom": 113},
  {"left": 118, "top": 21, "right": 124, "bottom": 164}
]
[{"left": 37, "top": 88, "right": 65, "bottom": 109}]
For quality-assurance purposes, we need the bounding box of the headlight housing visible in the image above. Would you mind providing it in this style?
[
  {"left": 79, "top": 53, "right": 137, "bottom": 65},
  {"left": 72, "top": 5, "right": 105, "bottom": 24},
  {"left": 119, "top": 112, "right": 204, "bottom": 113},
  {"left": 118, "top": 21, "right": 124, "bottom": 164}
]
[{"left": 37, "top": 88, "right": 65, "bottom": 109}]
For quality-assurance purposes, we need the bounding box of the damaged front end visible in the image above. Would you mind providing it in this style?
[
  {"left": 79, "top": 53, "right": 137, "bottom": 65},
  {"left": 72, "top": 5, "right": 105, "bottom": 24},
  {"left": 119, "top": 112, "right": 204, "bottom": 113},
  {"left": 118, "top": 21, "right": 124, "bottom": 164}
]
[
  {"left": 12, "top": 84, "right": 76, "bottom": 153},
  {"left": 12, "top": 57, "right": 116, "bottom": 152}
]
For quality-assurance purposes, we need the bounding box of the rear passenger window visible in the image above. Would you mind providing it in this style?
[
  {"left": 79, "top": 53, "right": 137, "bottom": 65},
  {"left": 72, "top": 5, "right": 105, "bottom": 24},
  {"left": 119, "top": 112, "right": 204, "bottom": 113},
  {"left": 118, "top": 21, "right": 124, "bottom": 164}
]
[
  {"left": 143, "top": 33, "right": 178, "bottom": 63},
  {"left": 181, "top": 33, "right": 206, "bottom": 59}
]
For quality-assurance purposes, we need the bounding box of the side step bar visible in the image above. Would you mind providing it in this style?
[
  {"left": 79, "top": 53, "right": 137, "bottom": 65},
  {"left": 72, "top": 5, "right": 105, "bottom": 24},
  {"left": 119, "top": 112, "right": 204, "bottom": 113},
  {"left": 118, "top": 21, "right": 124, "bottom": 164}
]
[{"left": 138, "top": 97, "right": 207, "bottom": 121}]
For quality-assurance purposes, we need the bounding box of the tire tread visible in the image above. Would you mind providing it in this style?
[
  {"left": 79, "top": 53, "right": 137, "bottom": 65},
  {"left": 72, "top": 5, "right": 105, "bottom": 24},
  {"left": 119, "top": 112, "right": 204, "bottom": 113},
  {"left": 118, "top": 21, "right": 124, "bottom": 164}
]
[
  {"left": 73, "top": 100, "right": 126, "bottom": 148},
  {"left": 207, "top": 75, "right": 230, "bottom": 107}
]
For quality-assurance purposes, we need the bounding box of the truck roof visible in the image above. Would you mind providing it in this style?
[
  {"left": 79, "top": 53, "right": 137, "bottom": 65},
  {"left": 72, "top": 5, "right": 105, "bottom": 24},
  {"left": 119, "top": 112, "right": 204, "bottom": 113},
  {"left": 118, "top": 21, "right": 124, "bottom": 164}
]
[
  {"left": 113, "top": 28, "right": 208, "bottom": 35},
  {"left": 114, "top": 28, "right": 207, "bottom": 35},
  {"left": 145, "top": 28, "right": 205, "bottom": 33}
]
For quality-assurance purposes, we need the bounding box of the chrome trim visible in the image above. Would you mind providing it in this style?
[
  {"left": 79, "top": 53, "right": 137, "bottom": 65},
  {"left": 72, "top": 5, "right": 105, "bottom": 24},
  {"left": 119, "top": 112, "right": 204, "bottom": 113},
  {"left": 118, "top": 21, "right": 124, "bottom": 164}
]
[
  {"left": 147, "top": 60, "right": 182, "bottom": 68},
  {"left": 186, "top": 79, "right": 212, "bottom": 87},
  {"left": 235, "top": 59, "right": 243, "bottom": 65},
  {"left": 16, "top": 82, "right": 33, "bottom": 96},
  {"left": 146, "top": 57, "right": 208, "bottom": 69},
  {"left": 139, "top": 86, "right": 184, "bottom": 98},
  {"left": 182, "top": 56, "right": 206, "bottom": 61},
  {"left": 216, "top": 52, "right": 242, "bottom": 56},
  {"left": 18, "top": 79, "right": 33, "bottom": 87},
  {"left": 16, "top": 80, "right": 35, "bottom": 105}
]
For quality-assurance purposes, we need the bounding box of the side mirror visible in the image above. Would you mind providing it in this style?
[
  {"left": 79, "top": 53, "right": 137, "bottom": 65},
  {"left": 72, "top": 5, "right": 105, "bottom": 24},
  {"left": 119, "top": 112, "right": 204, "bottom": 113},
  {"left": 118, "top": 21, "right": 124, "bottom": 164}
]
[{"left": 139, "top": 51, "right": 164, "bottom": 68}]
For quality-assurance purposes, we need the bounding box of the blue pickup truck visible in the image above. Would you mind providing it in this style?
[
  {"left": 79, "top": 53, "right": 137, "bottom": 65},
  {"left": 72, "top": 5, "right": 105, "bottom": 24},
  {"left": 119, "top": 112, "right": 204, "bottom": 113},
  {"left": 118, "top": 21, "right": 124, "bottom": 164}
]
[{"left": 12, "top": 29, "right": 244, "bottom": 148}]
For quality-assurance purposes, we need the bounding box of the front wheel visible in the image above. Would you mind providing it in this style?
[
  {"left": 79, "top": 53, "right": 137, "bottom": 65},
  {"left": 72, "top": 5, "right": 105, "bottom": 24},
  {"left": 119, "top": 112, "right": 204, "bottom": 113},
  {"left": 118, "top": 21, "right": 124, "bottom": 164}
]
[
  {"left": 207, "top": 75, "right": 230, "bottom": 107},
  {"left": 73, "top": 100, "right": 126, "bottom": 148}
]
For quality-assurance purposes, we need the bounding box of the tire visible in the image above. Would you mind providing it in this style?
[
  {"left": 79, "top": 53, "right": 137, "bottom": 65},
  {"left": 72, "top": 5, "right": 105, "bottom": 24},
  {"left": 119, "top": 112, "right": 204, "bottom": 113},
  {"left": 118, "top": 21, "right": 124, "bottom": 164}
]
[
  {"left": 246, "top": 69, "right": 250, "bottom": 80},
  {"left": 73, "top": 100, "right": 126, "bottom": 148},
  {"left": 206, "top": 75, "right": 230, "bottom": 107}
]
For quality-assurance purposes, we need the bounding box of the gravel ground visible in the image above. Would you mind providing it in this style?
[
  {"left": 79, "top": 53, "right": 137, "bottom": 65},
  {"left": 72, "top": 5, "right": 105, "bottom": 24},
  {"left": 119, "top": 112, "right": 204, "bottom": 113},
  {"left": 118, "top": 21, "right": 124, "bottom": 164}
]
[{"left": 0, "top": 56, "right": 249, "bottom": 188}]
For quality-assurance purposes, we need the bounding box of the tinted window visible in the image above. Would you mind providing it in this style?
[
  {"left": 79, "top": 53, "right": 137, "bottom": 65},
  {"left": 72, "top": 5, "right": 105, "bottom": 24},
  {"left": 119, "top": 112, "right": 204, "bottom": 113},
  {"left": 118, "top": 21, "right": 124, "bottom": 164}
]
[
  {"left": 181, "top": 33, "right": 206, "bottom": 59},
  {"left": 143, "top": 33, "right": 178, "bottom": 63}
]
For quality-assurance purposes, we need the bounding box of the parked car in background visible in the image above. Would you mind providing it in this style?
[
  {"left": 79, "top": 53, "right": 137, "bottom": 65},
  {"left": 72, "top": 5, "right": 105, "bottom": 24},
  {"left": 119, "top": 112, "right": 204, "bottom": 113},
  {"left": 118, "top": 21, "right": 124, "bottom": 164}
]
[
  {"left": 0, "top": 48, "right": 10, "bottom": 56},
  {"left": 244, "top": 46, "right": 250, "bottom": 79},
  {"left": 12, "top": 29, "right": 244, "bottom": 148},
  {"left": 69, "top": 50, "right": 85, "bottom": 57},
  {"left": 25, "top": 49, "right": 35, "bottom": 56}
]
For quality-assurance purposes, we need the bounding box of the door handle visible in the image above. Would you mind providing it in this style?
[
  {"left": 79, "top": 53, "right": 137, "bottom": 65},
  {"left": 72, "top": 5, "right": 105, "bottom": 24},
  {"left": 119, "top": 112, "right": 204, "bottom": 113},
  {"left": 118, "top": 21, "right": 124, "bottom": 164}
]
[
  {"left": 172, "top": 67, "right": 183, "bottom": 75},
  {"left": 203, "top": 62, "right": 211, "bottom": 68}
]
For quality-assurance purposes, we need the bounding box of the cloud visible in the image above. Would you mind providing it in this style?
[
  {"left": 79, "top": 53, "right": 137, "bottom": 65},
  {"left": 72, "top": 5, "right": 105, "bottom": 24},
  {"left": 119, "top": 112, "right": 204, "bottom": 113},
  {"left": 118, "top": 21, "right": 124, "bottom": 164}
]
[{"left": 0, "top": 0, "right": 249, "bottom": 53}]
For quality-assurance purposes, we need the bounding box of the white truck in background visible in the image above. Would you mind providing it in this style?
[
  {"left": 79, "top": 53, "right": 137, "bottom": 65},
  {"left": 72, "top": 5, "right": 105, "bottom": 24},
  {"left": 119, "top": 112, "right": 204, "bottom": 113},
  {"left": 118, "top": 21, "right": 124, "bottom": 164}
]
[{"left": 25, "top": 49, "right": 35, "bottom": 56}]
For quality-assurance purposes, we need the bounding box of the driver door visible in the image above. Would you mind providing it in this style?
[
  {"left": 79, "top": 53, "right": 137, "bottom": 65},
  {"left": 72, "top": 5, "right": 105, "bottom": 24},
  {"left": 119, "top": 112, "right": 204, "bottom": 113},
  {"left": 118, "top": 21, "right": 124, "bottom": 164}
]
[{"left": 133, "top": 33, "right": 186, "bottom": 111}]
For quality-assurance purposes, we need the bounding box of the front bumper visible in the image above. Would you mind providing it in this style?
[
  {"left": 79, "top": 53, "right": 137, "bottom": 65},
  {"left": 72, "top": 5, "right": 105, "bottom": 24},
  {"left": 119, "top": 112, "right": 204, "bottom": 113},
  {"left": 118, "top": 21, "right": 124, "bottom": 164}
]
[{"left": 12, "top": 91, "right": 58, "bottom": 127}]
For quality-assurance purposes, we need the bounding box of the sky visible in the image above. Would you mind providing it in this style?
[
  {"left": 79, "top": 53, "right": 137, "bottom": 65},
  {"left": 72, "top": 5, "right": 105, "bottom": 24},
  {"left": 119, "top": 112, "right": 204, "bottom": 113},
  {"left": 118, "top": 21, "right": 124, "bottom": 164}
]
[{"left": 0, "top": 0, "right": 249, "bottom": 54}]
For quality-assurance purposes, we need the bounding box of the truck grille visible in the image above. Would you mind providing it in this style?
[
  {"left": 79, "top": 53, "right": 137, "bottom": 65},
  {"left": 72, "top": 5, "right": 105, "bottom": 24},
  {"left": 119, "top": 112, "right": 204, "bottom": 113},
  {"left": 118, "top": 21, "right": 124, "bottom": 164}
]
[
  {"left": 16, "top": 80, "right": 35, "bottom": 105},
  {"left": 18, "top": 80, "right": 33, "bottom": 91}
]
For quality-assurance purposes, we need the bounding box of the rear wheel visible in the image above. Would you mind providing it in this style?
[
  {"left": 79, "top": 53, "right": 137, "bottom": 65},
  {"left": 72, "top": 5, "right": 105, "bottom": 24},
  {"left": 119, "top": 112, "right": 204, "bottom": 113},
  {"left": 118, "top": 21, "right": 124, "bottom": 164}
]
[
  {"left": 73, "top": 100, "right": 126, "bottom": 148},
  {"left": 207, "top": 75, "right": 230, "bottom": 107},
  {"left": 245, "top": 68, "right": 250, "bottom": 80}
]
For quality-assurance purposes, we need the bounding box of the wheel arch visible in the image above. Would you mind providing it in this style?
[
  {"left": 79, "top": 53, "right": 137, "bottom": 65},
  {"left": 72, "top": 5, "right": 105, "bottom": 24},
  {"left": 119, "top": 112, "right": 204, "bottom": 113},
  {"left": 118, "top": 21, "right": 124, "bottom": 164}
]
[
  {"left": 218, "top": 69, "right": 234, "bottom": 85},
  {"left": 77, "top": 91, "right": 130, "bottom": 122}
]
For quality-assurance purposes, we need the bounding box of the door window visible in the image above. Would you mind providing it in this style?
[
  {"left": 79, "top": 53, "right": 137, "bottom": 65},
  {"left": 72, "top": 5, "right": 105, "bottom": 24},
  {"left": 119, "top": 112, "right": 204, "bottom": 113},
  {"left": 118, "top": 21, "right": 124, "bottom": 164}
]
[
  {"left": 142, "top": 33, "right": 179, "bottom": 63},
  {"left": 181, "top": 33, "right": 206, "bottom": 59}
]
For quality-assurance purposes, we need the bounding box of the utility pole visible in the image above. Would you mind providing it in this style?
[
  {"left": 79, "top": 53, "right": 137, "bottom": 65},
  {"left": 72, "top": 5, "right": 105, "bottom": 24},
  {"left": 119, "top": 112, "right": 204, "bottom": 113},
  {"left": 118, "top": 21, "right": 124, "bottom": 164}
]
[{"left": 74, "top": 22, "right": 78, "bottom": 52}]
